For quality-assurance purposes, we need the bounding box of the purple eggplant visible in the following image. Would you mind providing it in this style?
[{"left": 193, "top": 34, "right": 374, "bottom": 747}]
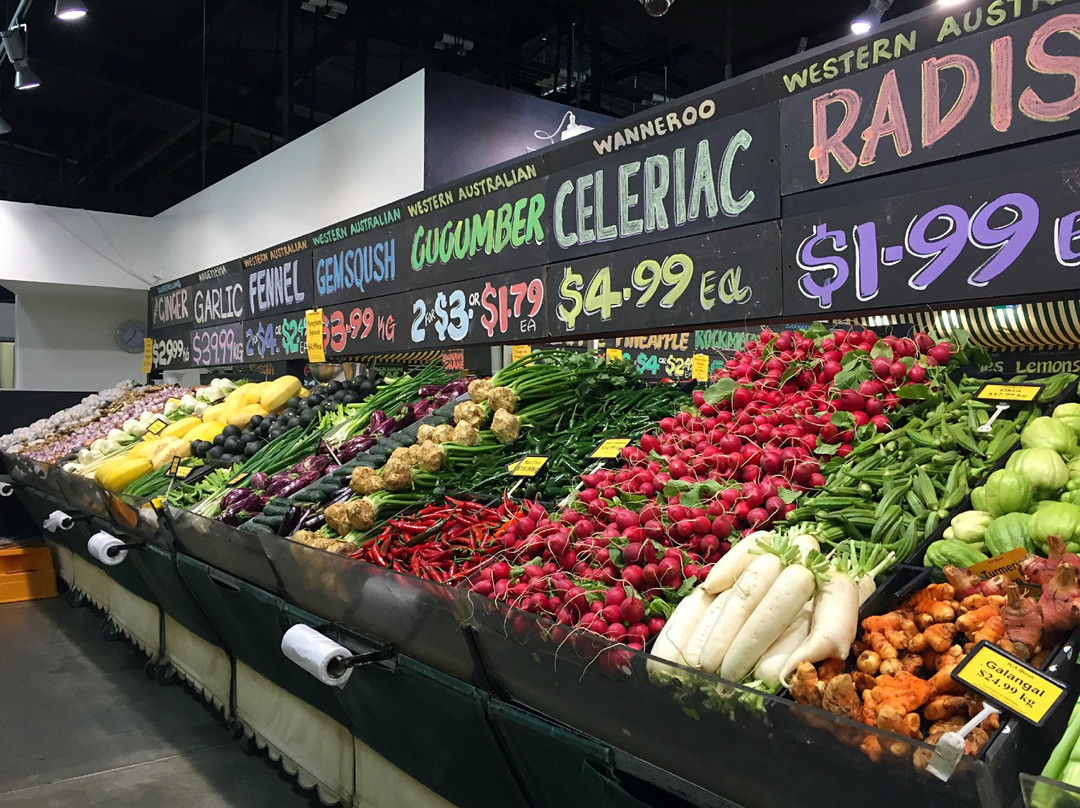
[
  {"left": 222, "top": 487, "right": 253, "bottom": 508},
  {"left": 369, "top": 410, "right": 388, "bottom": 431},
  {"left": 325, "top": 485, "right": 353, "bottom": 506},
  {"left": 250, "top": 472, "right": 269, "bottom": 491},
  {"left": 279, "top": 505, "right": 305, "bottom": 537},
  {"left": 293, "top": 455, "right": 331, "bottom": 475},
  {"left": 337, "top": 436, "right": 375, "bottom": 461},
  {"left": 324, "top": 464, "right": 340, "bottom": 476},
  {"left": 441, "top": 378, "right": 471, "bottom": 397},
  {"left": 433, "top": 393, "right": 452, "bottom": 408},
  {"left": 417, "top": 384, "right": 444, "bottom": 398},
  {"left": 299, "top": 512, "right": 326, "bottom": 532},
  {"left": 273, "top": 470, "right": 322, "bottom": 499},
  {"left": 411, "top": 399, "right": 436, "bottom": 419}
]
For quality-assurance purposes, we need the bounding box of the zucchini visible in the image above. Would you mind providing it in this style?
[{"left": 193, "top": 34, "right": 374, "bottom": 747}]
[
  {"left": 316, "top": 479, "right": 344, "bottom": 495},
  {"left": 354, "top": 456, "right": 379, "bottom": 468},
  {"left": 292, "top": 488, "right": 328, "bottom": 504},
  {"left": 399, "top": 423, "right": 422, "bottom": 439},
  {"left": 262, "top": 499, "right": 292, "bottom": 516},
  {"left": 240, "top": 520, "right": 274, "bottom": 534}
]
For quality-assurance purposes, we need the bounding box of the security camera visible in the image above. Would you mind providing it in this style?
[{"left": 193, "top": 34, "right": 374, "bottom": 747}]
[{"left": 640, "top": 0, "right": 673, "bottom": 17}]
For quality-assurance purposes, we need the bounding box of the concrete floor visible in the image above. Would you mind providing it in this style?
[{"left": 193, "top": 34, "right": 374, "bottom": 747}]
[{"left": 0, "top": 596, "right": 316, "bottom": 808}]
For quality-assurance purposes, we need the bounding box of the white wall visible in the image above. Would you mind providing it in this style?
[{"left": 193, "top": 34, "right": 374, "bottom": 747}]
[
  {"left": 11, "top": 284, "right": 148, "bottom": 390},
  {"left": 150, "top": 71, "right": 426, "bottom": 282}
]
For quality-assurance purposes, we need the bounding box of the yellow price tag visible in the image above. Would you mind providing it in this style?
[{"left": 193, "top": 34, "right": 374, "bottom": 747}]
[
  {"left": 507, "top": 456, "right": 549, "bottom": 477},
  {"left": 976, "top": 383, "right": 1043, "bottom": 403},
  {"left": 952, "top": 641, "right": 1066, "bottom": 726},
  {"left": 590, "top": 438, "right": 631, "bottom": 459},
  {"left": 145, "top": 418, "right": 168, "bottom": 436},
  {"left": 150, "top": 497, "right": 165, "bottom": 511},
  {"left": 511, "top": 345, "right": 532, "bottom": 363},
  {"left": 691, "top": 353, "right": 709, "bottom": 382},
  {"left": 166, "top": 397, "right": 182, "bottom": 409},
  {"left": 166, "top": 456, "right": 182, "bottom": 477},
  {"left": 967, "top": 547, "right": 1028, "bottom": 581},
  {"left": 227, "top": 472, "right": 247, "bottom": 486},
  {"left": 174, "top": 464, "right": 192, "bottom": 480},
  {"left": 605, "top": 348, "right": 624, "bottom": 362},
  {"left": 142, "top": 338, "right": 154, "bottom": 374},
  {"left": 305, "top": 309, "right": 326, "bottom": 363}
]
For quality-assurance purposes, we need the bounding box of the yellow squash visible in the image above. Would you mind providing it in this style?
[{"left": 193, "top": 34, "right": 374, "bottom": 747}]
[
  {"left": 95, "top": 457, "right": 152, "bottom": 492},
  {"left": 159, "top": 416, "right": 202, "bottom": 440},
  {"left": 260, "top": 375, "right": 302, "bottom": 412},
  {"left": 185, "top": 421, "right": 226, "bottom": 444}
]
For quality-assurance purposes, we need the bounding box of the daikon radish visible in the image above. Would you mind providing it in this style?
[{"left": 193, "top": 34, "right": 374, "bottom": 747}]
[
  {"left": 683, "top": 589, "right": 733, "bottom": 669},
  {"left": 698, "top": 553, "right": 785, "bottom": 674},
  {"left": 754, "top": 603, "right": 813, "bottom": 688},
  {"left": 647, "top": 586, "right": 715, "bottom": 679},
  {"left": 720, "top": 559, "right": 818, "bottom": 683},
  {"left": 702, "top": 531, "right": 773, "bottom": 594},
  {"left": 778, "top": 570, "right": 859, "bottom": 685},
  {"left": 789, "top": 532, "right": 820, "bottom": 563}
]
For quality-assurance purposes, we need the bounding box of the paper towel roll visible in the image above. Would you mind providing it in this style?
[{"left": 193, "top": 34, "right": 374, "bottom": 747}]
[
  {"left": 88, "top": 532, "right": 127, "bottom": 566},
  {"left": 281, "top": 624, "right": 353, "bottom": 688},
  {"left": 43, "top": 510, "right": 73, "bottom": 532},
  {"left": 0, "top": 481, "right": 13, "bottom": 497}
]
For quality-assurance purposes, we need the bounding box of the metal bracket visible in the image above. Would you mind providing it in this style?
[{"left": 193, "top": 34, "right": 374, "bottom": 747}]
[
  {"left": 106, "top": 541, "right": 145, "bottom": 557},
  {"left": 326, "top": 646, "right": 395, "bottom": 677}
]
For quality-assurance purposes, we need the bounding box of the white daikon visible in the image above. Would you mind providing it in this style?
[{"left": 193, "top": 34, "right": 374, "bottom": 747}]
[
  {"left": 683, "top": 589, "right": 733, "bottom": 669},
  {"left": 647, "top": 586, "right": 715, "bottom": 682},
  {"left": 753, "top": 603, "right": 813, "bottom": 688},
  {"left": 701, "top": 531, "right": 773, "bottom": 594},
  {"left": 698, "top": 552, "right": 785, "bottom": 674}
]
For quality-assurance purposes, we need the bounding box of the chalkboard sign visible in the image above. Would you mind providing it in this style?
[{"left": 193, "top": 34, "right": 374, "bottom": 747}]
[
  {"left": 192, "top": 264, "right": 246, "bottom": 327},
  {"left": 782, "top": 155, "right": 1080, "bottom": 316},
  {"left": 240, "top": 309, "right": 309, "bottom": 361},
  {"left": 190, "top": 322, "right": 244, "bottom": 367},
  {"left": 149, "top": 324, "right": 192, "bottom": 371},
  {"left": 149, "top": 282, "right": 194, "bottom": 329},
  {"left": 241, "top": 237, "right": 314, "bottom": 317},
  {"left": 548, "top": 102, "right": 781, "bottom": 262},
  {"left": 312, "top": 224, "right": 403, "bottom": 307},
  {"left": 547, "top": 224, "right": 781, "bottom": 339},
  {"left": 780, "top": 9, "right": 1080, "bottom": 193}
]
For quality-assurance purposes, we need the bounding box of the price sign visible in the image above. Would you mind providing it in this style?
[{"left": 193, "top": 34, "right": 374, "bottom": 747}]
[
  {"left": 227, "top": 472, "right": 247, "bottom": 486},
  {"left": 605, "top": 348, "right": 624, "bottom": 362},
  {"left": 590, "top": 438, "right": 631, "bottom": 459},
  {"left": 241, "top": 311, "right": 309, "bottom": 361},
  {"left": 142, "top": 338, "right": 154, "bottom": 373},
  {"left": 306, "top": 309, "right": 326, "bottom": 362},
  {"left": 691, "top": 353, "right": 710, "bottom": 382},
  {"left": 967, "top": 547, "right": 1028, "bottom": 582},
  {"left": 166, "top": 397, "right": 182, "bottom": 410},
  {"left": 507, "top": 456, "right": 549, "bottom": 477},
  {"left": 783, "top": 158, "right": 1080, "bottom": 316},
  {"left": 952, "top": 641, "right": 1066, "bottom": 726},
  {"left": 164, "top": 456, "right": 182, "bottom": 478},
  {"left": 976, "top": 383, "right": 1043, "bottom": 404},
  {"left": 511, "top": 345, "right": 531, "bottom": 363},
  {"left": 191, "top": 323, "right": 244, "bottom": 367},
  {"left": 549, "top": 226, "right": 782, "bottom": 339},
  {"left": 145, "top": 418, "right": 168, "bottom": 436},
  {"left": 321, "top": 303, "right": 395, "bottom": 354},
  {"left": 151, "top": 328, "right": 192, "bottom": 370}
]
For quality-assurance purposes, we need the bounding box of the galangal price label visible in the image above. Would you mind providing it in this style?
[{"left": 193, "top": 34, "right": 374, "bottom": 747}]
[
  {"left": 952, "top": 641, "right": 1066, "bottom": 726},
  {"left": 511, "top": 345, "right": 532, "bottom": 363}
]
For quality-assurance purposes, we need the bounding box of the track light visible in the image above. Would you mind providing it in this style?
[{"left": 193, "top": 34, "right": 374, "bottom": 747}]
[
  {"left": 55, "top": 0, "right": 87, "bottom": 21},
  {"left": 639, "top": 0, "right": 673, "bottom": 17},
  {"left": 14, "top": 64, "right": 39, "bottom": 90},
  {"left": 850, "top": 0, "right": 892, "bottom": 34},
  {"left": 937, "top": 0, "right": 967, "bottom": 5},
  {"left": 1, "top": 27, "right": 40, "bottom": 90},
  {"left": 0, "top": 112, "right": 10, "bottom": 135}
]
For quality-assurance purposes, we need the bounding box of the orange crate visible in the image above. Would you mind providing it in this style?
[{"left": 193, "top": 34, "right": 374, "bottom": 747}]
[{"left": 0, "top": 545, "right": 57, "bottom": 603}]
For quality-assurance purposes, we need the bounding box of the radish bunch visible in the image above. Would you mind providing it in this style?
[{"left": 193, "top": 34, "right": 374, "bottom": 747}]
[{"left": 466, "top": 324, "right": 959, "bottom": 657}]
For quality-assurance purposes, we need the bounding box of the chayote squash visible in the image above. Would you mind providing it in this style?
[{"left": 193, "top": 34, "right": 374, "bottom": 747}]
[
  {"left": 1028, "top": 501, "right": 1080, "bottom": 550},
  {"left": 943, "top": 510, "right": 993, "bottom": 543},
  {"left": 1053, "top": 403, "right": 1080, "bottom": 438},
  {"left": 1006, "top": 448, "right": 1070, "bottom": 497},
  {"left": 983, "top": 512, "right": 1032, "bottom": 557},
  {"left": 1021, "top": 416, "right": 1077, "bottom": 456},
  {"left": 924, "top": 539, "right": 989, "bottom": 569},
  {"left": 982, "top": 469, "right": 1034, "bottom": 516},
  {"left": 971, "top": 485, "right": 987, "bottom": 512}
]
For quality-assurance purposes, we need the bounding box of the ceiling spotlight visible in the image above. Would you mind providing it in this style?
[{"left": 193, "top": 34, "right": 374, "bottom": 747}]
[
  {"left": 937, "top": 0, "right": 967, "bottom": 4},
  {"left": 0, "top": 113, "right": 10, "bottom": 135},
  {"left": 55, "top": 0, "right": 87, "bottom": 21},
  {"left": 850, "top": 0, "right": 892, "bottom": 34},
  {"left": 639, "top": 0, "right": 673, "bottom": 17},
  {"left": 14, "top": 64, "right": 39, "bottom": 90}
]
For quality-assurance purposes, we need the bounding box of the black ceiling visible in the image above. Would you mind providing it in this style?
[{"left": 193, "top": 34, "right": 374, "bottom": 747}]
[{"left": 0, "top": 0, "right": 933, "bottom": 217}]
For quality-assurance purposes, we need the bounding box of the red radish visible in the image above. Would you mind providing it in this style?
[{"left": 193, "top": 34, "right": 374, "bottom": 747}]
[
  {"left": 622, "top": 565, "right": 644, "bottom": 590},
  {"left": 907, "top": 364, "right": 927, "bottom": 383},
  {"left": 620, "top": 597, "right": 646, "bottom": 624},
  {"left": 606, "top": 623, "right": 628, "bottom": 643}
]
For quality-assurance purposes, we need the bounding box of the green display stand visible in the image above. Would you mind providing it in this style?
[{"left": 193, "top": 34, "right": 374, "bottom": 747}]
[
  {"left": 78, "top": 515, "right": 160, "bottom": 605},
  {"left": 329, "top": 648, "right": 527, "bottom": 808},
  {"left": 175, "top": 554, "right": 350, "bottom": 727},
  {"left": 488, "top": 701, "right": 652, "bottom": 808},
  {"left": 16, "top": 489, "right": 77, "bottom": 554},
  {"left": 127, "top": 544, "right": 222, "bottom": 647}
]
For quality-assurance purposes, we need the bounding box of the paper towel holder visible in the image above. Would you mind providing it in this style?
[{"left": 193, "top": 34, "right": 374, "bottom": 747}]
[
  {"left": 102, "top": 540, "right": 145, "bottom": 559},
  {"left": 326, "top": 645, "right": 395, "bottom": 678}
]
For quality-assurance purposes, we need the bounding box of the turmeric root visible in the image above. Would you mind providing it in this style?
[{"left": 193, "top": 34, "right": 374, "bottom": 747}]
[
  {"left": 865, "top": 672, "right": 933, "bottom": 723},
  {"left": 856, "top": 650, "right": 881, "bottom": 675},
  {"left": 821, "top": 674, "right": 863, "bottom": 722},
  {"left": 899, "top": 652, "right": 924, "bottom": 674},
  {"left": 960, "top": 593, "right": 1007, "bottom": 612},
  {"left": 789, "top": 661, "right": 823, "bottom": 708},
  {"left": 956, "top": 604, "right": 1001, "bottom": 635},
  {"left": 910, "top": 623, "right": 957, "bottom": 654},
  {"left": 817, "top": 657, "right": 846, "bottom": 683},
  {"left": 923, "top": 695, "right": 969, "bottom": 721},
  {"left": 877, "top": 705, "right": 920, "bottom": 758},
  {"left": 972, "top": 614, "right": 1006, "bottom": 646},
  {"left": 866, "top": 631, "right": 899, "bottom": 660}
]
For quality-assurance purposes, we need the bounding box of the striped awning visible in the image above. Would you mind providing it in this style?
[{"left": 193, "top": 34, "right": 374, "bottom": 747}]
[{"left": 859, "top": 301, "right": 1080, "bottom": 351}]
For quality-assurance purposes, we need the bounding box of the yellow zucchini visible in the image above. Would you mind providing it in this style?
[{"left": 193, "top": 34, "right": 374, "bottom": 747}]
[
  {"left": 260, "top": 375, "right": 302, "bottom": 412},
  {"left": 159, "top": 416, "right": 202, "bottom": 440},
  {"left": 228, "top": 403, "right": 269, "bottom": 428},
  {"left": 95, "top": 457, "right": 152, "bottom": 492},
  {"left": 185, "top": 421, "right": 226, "bottom": 444}
]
